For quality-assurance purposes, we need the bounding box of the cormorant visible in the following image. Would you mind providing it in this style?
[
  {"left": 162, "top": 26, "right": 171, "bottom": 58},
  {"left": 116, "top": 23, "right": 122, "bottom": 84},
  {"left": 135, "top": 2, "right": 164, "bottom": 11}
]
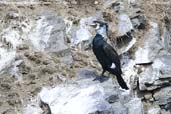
[{"left": 91, "top": 21, "right": 129, "bottom": 90}]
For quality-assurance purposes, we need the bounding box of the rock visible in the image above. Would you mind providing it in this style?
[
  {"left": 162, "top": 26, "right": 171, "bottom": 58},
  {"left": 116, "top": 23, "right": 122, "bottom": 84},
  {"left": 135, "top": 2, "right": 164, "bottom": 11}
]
[
  {"left": 24, "top": 52, "right": 42, "bottom": 64},
  {"left": 39, "top": 99, "right": 51, "bottom": 114},
  {"left": 106, "top": 94, "right": 119, "bottom": 103},
  {"left": 71, "top": 17, "right": 97, "bottom": 49},
  {"left": 125, "top": 98, "right": 144, "bottom": 114},
  {"left": 114, "top": 32, "right": 136, "bottom": 54},
  {"left": 148, "top": 106, "right": 161, "bottom": 114},
  {"left": 28, "top": 11, "right": 73, "bottom": 65},
  {"left": 10, "top": 59, "right": 23, "bottom": 81},
  {"left": 0, "top": 9, "right": 32, "bottom": 74},
  {"left": 42, "top": 60, "right": 51, "bottom": 65},
  {"left": 111, "top": 102, "right": 128, "bottom": 114},
  {"left": 0, "top": 83, "right": 11, "bottom": 90},
  {"left": 139, "top": 56, "right": 171, "bottom": 91},
  {"left": 91, "top": 102, "right": 128, "bottom": 114},
  {"left": 153, "top": 87, "right": 171, "bottom": 107},
  {"left": 117, "top": 13, "right": 133, "bottom": 36},
  {"left": 29, "top": 11, "right": 69, "bottom": 55},
  {"left": 112, "top": 1, "right": 122, "bottom": 13},
  {"left": 76, "top": 68, "right": 98, "bottom": 80},
  {"left": 1, "top": 109, "right": 17, "bottom": 114},
  {"left": 121, "top": 55, "right": 137, "bottom": 89},
  {"left": 163, "top": 16, "right": 171, "bottom": 53},
  {"left": 0, "top": 49, "right": 16, "bottom": 73},
  {"left": 144, "top": 92, "right": 153, "bottom": 101},
  {"left": 29, "top": 11, "right": 74, "bottom": 65},
  {"left": 23, "top": 104, "right": 42, "bottom": 114},
  {"left": 105, "top": 1, "right": 136, "bottom": 54},
  {"left": 104, "top": 1, "right": 124, "bottom": 13},
  {"left": 135, "top": 22, "right": 163, "bottom": 65},
  {"left": 94, "top": 1, "right": 99, "bottom": 5},
  {"left": 161, "top": 109, "right": 171, "bottom": 114},
  {"left": 103, "top": 0, "right": 120, "bottom": 10},
  {"left": 1, "top": 27, "right": 22, "bottom": 49},
  {"left": 131, "top": 15, "right": 146, "bottom": 29},
  {"left": 19, "top": 63, "right": 31, "bottom": 75},
  {"left": 24, "top": 68, "right": 142, "bottom": 114},
  {"left": 128, "top": 0, "right": 136, "bottom": 5},
  {"left": 17, "top": 44, "right": 29, "bottom": 50},
  {"left": 152, "top": 56, "right": 171, "bottom": 79},
  {"left": 41, "top": 65, "right": 56, "bottom": 74},
  {"left": 59, "top": 55, "right": 73, "bottom": 66},
  {"left": 6, "top": 10, "right": 19, "bottom": 20},
  {"left": 39, "top": 85, "right": 111, "bottom": 114},
  {"left": 129, "top": 5, "right": 146, "bottom": 30}
]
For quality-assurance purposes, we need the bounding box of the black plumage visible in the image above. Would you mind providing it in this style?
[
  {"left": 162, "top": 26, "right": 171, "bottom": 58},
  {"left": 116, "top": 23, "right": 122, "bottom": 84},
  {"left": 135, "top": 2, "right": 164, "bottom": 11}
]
[{"left": 92, "top": 32, "right": 129, "bottom": 90}]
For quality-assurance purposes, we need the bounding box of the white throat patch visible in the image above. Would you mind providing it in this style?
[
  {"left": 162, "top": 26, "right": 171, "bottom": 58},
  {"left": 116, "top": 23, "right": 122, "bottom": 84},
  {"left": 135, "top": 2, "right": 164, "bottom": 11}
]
[
  {"left": 96, "top": 25, "right": 107, "bottom": 40},
  {"left": 110, "top": 63, "right": 116, "bottom": 69},
  {"left": 95, "top": 23, "right": 100, "bottom": 30}
]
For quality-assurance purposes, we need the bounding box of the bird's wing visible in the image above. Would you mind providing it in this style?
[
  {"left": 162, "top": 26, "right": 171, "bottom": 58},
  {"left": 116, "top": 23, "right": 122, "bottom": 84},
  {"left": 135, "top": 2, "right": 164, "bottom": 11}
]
[{"left": 102, "top": 43, "right": 120, "bottom": 67}]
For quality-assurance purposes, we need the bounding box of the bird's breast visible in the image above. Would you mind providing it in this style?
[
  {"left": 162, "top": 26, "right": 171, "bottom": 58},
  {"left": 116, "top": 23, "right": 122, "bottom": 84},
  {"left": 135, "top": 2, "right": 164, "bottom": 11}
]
[{"left": 93, "top": 45, "right": 112, "bottom": 69}]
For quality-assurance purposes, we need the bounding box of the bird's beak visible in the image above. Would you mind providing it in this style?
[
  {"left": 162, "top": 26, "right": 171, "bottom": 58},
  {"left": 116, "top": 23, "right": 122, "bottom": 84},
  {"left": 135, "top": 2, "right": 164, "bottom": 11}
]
[
  {"left": 90, "top": 22, "right": 100, "bottom": 30},
  {"left": 89, "top": 23, "right": 97, "bottom": 28}
]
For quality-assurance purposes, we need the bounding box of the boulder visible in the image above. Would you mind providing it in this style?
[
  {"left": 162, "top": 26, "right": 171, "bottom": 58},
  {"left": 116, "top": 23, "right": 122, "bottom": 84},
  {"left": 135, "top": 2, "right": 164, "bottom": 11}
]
[
  {"left": 24, "top": 68, "right": 143, "bottom": 114},
  {"left": 139, "top": 56, "right": 171, "bottom": 91},
  {"left": 135, "top": 22, "right": 163, "bottom": 64},
  {"left": 29, "top": 11, "right": 69, "bottom": 56}
]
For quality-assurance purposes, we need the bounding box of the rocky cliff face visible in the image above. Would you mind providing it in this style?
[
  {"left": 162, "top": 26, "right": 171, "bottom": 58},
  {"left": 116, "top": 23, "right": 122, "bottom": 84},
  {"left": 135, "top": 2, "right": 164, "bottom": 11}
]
[{"left": 0, "top": 0, "right": 171, "bottom": 114}]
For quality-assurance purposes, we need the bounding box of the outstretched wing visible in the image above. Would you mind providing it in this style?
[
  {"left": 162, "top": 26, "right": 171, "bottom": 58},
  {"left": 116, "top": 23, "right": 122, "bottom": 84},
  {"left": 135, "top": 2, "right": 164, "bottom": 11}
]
[{"left": 102, "top": 42, "right": 121, "bottom": 69}]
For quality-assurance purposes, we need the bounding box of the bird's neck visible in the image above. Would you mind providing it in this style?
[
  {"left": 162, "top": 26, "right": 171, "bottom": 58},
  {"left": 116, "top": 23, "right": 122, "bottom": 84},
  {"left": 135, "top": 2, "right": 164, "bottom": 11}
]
[
  {"left": 93, "top": 34, "right": 105, "bottom": 46},
  {"left": 96, "top": 27, "right": 108, "bottom": 40}
]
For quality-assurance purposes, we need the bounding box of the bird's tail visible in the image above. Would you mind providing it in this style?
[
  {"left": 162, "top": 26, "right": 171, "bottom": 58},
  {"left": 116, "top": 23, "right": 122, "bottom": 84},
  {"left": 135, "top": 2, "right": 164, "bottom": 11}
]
[
  {"left": 109, "top": 69, "right": 129, "bottom": 90},
  {"left": 115, "top": 74, "right": 129, "bottom": 90}
]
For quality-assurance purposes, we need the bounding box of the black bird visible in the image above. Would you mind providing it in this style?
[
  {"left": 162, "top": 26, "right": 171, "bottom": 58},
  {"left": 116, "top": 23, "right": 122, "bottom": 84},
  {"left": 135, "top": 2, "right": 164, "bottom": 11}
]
[{"left": 91, "top": 21, "right": 129, "bottom": 90}]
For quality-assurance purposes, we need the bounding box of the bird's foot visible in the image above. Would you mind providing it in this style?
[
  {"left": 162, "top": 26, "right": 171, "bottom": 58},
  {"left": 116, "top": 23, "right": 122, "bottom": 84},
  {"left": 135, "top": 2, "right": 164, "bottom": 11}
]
[{"left": 93, "top": 75, "right": 109, "bottom": 83}]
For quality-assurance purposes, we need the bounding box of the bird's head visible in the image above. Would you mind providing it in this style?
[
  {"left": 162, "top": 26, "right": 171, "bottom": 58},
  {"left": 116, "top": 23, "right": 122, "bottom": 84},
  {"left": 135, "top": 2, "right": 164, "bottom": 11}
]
[
  {"left": 91, "top": 21, "right": 108, "bottom": 32},
  {"left": 90, "top": 20, "right": 108, "bottom": 40}
]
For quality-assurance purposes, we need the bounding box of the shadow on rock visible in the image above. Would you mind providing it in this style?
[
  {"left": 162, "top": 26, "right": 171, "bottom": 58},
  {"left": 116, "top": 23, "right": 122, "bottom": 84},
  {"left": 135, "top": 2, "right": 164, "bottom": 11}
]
[{"left": 93, "top": 75, "right": 110, "bottom": 83}]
